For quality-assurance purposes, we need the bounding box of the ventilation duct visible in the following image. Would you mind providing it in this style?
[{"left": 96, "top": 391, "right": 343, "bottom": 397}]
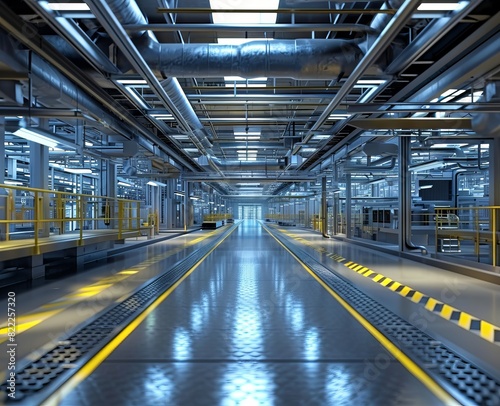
[
  {"left": 135, "top": 38, "right": 367, "bottom": 80},
  {"left": 471, "top": 81, "right": 500, "bottom": 137}
]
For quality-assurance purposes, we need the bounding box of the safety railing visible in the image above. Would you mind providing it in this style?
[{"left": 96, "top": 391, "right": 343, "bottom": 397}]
[
  {"left": 435, "top": 206, "right": 499, "bottom": 267},
  {"left": 203, "top": 214, "right": 232, "bottom": 222},
  {"left": 0, "top": 184, "right": 141, "bottom": 253}
]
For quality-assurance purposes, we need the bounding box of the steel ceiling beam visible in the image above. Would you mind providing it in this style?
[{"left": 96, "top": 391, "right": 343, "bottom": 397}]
[
  {"left": 157, "top": 8, "right": 396, "bottom": 15},
  {"left": 124, "top": 23, "right": 377, "bottom": 33},
  {"left": 306, "top": 0, "right": 422, "bottom": 136},
  {"left": 349, "top": 118, "right": 473, "bottom": 130}
]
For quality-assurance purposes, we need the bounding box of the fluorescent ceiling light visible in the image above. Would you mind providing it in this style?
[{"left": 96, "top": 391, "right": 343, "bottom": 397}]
[
  {"left": 225, "top": 76, "right": 267, "bottom": 82},
  {"left": 237, "top": 183, "right": 261, "bottom": 186},
  {"left": 224, "top": 76, "right": 267, "bottom": 88},
  {"left": 64, "top": 168, "right": 93, "bottom": 174},
  {"left": 237, "top": 150, "right": 258, "bottom": 154},
  {"left": 235, "top": 136, "right": 260, "bottom": 140},
  {"left": 312, "top": 134, "right": 331, "bottom": 140},
  {"left": 210, "top": 0, "right": 279, "bottom": 24},
  {"left": 409, "top": 160, "right": 444, "bottom": 172},
  {"left": 150, "top": 113, "right": 174, "bottom": 120},
  {"left": 46, "top": 2, "right": 90, "bottom": 11},
  {"left": 238, "top": 157, "right": 257, "bottom": 161},
  {"left": 440, "top": 88, "right": 458, "bottom": 98},
  {"left": 147, "top": 181, "right": 167, "bottom": 187},
  {"left": 356, "top": 79, "right": 387, "bottom": 85},
  {"left": 85, "top": 141, "right": 93, "bottom": 147},
  {"left": 118, "top": 181, "right": 133, "bottom": 187},
  {"left": 14, "top": 128, "right": 58, "bottom": 148},
  {"left": 117, "top": 79, "right": 147, "bottom": 85},
  {"left": 431, "top": 143, "right": 467, "bottom": 148},
  {"left": 419, "top": 184, "right": 433, "bottom": 190},
  {"left": 234, "top": 131, "right": 261, "bottom": 136},
  {"left": 329, "top": 114, "right": 351, "bottom": 120},
  {"left": 174, "top": 191, "right": 185, "bottom": 196},
  {"left": 4, "top": 180, "right": 23, "bottom": 186},
  {"left": 417, "top": 3, "right": 463, "bottom": 11}
]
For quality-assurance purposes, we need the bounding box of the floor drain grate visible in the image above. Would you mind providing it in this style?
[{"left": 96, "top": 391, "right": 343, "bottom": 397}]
[
  {"left": 1, "top": 224, "right": 237, "bottom": 403},
  {"left": 267, "top": 226, "right": 500, "bottom": 406}
]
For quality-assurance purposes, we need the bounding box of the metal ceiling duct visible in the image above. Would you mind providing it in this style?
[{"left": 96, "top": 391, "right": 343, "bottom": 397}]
[
  {"left": 135, "top": 38, "right": 367, "bottom": 80},
  {"left": 103, "top": 0, "right": 385, "bottom": 80}
]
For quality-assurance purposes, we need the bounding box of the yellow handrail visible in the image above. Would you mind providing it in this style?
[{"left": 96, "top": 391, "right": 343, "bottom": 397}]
[{"left": 0, "top": 184, "right": 141, "bottom": 250}]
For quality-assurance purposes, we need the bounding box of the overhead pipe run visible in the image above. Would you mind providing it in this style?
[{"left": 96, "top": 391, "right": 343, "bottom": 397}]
[
  {"left": 88, "top": 0, "right": 224, "bottom": 176},
  {"left": 134, "top": 38, "right": 368, "bottom": 80}
]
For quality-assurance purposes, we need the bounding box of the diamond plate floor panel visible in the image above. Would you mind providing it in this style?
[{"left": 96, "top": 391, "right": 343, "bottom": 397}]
[{"left": 59, "top": 220, "right": 444, "bottom": 405}]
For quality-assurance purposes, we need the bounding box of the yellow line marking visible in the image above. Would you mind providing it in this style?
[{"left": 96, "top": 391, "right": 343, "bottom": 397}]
[
  {"left": 275, "top": 228, "right": 500, "bottom": 346},
  {"left": 42, "top": 223, "right": 239, "bottom": 406},
  {"left": 264, "top": 227, "right": 459, "bottom": 405},
  {"left": 458, "top": 313, "right": 472, "bottom": 329},
  {"left": 381, "top": 277, "right": 393, "bottom": 287},
  {"left": 411, "top": 291, "right": 424, "bottom": 303},
  {"left": 440, "top": 304, "right": 456, "bottom": 320},
  {"left": 425, "top": 298, "right": 439, "bottom": 312},
  {"left": 0, "top": 229, "right": 220, "bottom": 343},
  {"left": 480, "top": 321, "right": 495, "bottom": 342}
]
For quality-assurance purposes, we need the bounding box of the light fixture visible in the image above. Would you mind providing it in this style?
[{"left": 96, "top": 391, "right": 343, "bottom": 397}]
[
  {"left": 150, "top": 113, "right": 174, "bottom": 120},
  {"left": 13, "top": 128, "right": 58, "bottom": 148},
  {"left": 234, "top": 131, "right": 261, "bottom": 136},
  {"left": 210, "top": 0, "right": 279, "bottom": 25},
  {"left": 46, "top": 2, "right": 90, "bottom": 11},
  {"left": 3, "top": 180, "right": 23, "bottom": 186},
  {"left": 419, "top": 184, "right": 434, "bottom": 190},
  {"left": 409, "top": 160, "right": 444, "bottom": 172},
  {"left": 328, "top": 114, "right": 352, "bottom": 120},
  {"left": 64, "top": 168, "right": 92, "bottom": 174},
  {"left": 147, "top": 180, "right": 167, "bottom": 187},
  {"left": 356, "top": 79, "right": 387, "bottom": 85},
  {"left": 174, "top": 191, "right": 185, "bottom": 196},
  {"left": 417, "top": 3, "right": 463, "bottom": 11},
  {"left": 118, "top": 181, "right": 133, "bottom": 187},
  {"left": 116, "top": 79, "right": 148, "bottom": 85}
]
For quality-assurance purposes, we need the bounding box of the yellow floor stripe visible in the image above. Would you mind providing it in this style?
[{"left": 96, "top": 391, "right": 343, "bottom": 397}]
[
  {"left": 480, "top": 321, "right": 495, "bottom": 342},
  {"left": 458, "top": 313, "right": 472, "bottom": 330},
  {"left": 42, "top": 223, "right": 239, "bottom": 406},
  {"left": 265, "top": 228, "right": 459, "bottom": 405},
  {"left": 278, "top": 228, "right": 500, "bottom": 346},
  {"left": 0, "top": 229, "right": 221, "bottom": 344}
]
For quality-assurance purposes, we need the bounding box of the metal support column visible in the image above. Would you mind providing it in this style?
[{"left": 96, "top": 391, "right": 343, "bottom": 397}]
[
  {"left": 490, "top": 138, "right": 500, "bottom": 266},
  {"left": 184, "top": 180, "right": 190, "bottom": 230},
  {"left": 321, "top": 176, "right": 329, "bottom": 237},
  {"left": 399, "top": 136, "right": 426, "bottom": 254},
  {"left": 0, "top": 117, "right": 6, "bottom": 241},
  {"left": 346, "top": 173, "right": 352, "bottom": 239}
]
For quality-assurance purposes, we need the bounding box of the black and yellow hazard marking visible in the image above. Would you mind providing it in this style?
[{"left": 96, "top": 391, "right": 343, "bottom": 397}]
[
  {"left": 277, "top": 227, "right": 500, "bottom": 346},
  {"left": 0, "top": 228, "right": 222, "bottom": 343},
  {"left": 342, "top": 260, "right": 500, "bottom": 345},
  {"left": 265, "top": 226, "right": 459, "bottom": 405}
]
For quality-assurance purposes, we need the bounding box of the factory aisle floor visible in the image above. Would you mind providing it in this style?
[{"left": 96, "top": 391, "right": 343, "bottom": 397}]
[{"left": 56, "top": 220, "right": 448, "bottom": 405}]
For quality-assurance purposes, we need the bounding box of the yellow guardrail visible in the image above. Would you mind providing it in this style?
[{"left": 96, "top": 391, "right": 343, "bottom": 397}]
[
  {"left": 435, "top": 206, "right": 499, "bottom": 267},
  {"left": 0, "top": 184, "right": 141, "bottom": 253},
  {"left": 203, "top": 214, "right": 231, "bottom": 222}
]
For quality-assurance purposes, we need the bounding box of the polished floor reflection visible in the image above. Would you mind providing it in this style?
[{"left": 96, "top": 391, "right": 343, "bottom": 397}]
[{"left": 62, "top": 220, "right": 444, "bottom": 405}]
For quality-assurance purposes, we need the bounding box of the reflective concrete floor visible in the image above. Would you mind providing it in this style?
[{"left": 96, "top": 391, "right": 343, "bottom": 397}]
[{"left": 61, "top": 221, "right": 443, "bottom": 405}]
